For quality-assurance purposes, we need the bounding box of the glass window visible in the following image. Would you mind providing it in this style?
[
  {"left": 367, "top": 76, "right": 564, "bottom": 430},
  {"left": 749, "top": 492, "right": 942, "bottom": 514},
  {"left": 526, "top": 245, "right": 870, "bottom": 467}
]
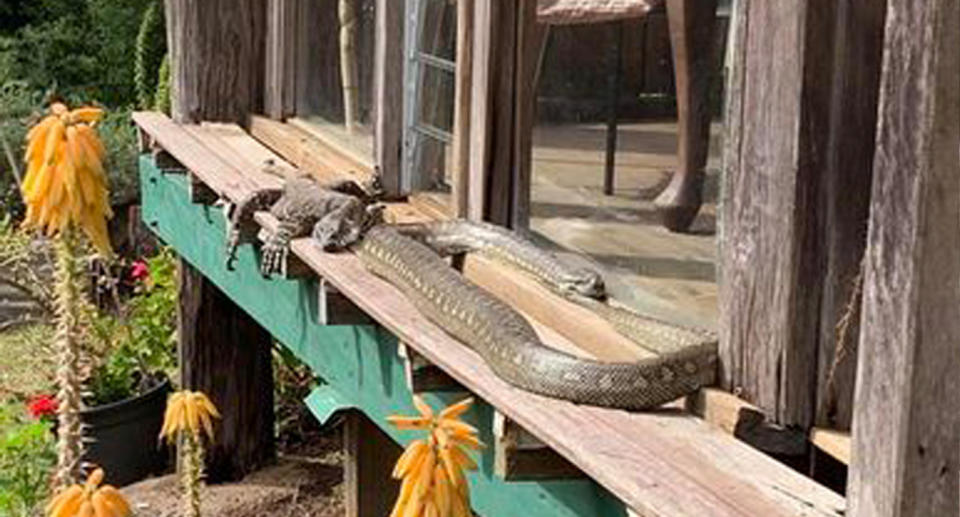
[
  {"left": 403, "top": 0, "right": 458, "bottom": 195},
  {"left": 295, "top": 0, "right": 377, "bottom": 156}
]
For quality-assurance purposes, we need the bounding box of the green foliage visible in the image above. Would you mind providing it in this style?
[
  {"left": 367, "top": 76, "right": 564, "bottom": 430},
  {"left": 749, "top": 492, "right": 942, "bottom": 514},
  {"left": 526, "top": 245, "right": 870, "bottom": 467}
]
[
  {"left": 154, "top": 53, "right": 171, "bottom": 115},
  {"left": 0, "top": 0, "right": 155, "bottom": 107},
  {"left": 87, "top": 248, "right": 178, "bottom": 406},
  {"left": 134, "top": 0, "right": 166, "bottom": 110},
  {"left": 0, "top": 401, "right": 56, "bottom": 516},
  {"left": 0, "top": 82, "right": 44, "bottom": 217},
  {"left": 97, "top": 107, "right": 140, "bottom": 205}
]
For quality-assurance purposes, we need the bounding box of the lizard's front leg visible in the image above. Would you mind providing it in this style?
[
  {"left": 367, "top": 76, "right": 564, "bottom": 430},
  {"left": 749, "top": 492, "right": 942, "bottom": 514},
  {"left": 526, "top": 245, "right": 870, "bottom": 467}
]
[{"left": 260, "top": 218, "right": 308, "bottom": 277}]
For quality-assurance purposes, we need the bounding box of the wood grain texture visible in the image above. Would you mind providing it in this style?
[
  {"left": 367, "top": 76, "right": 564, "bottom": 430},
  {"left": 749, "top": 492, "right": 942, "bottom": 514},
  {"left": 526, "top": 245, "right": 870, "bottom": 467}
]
[
  {"left": 719, "top": 0, "right": 883, "bottom": 429},
  {"left": 343, "top": 411, "right": 403, "bottom": 517},
  {"left": 813, "top": 0, "right": 886, "bottom": 431},
  {"left": 809, "top": 428, "right": 849, "bottom": 466},
  {"left": 178, "top": 260, "right": 275, "bottom": 482},
  {"left": 848, "top": 0, "right": 960, "bottom": 514},
  {"left": 264, "top": 0, "right": 299, "bottom": 119},
  {"left": 373, "top": 0, "right": 404, "bottom": 195},
  {"left": 451, "top": 0, "right": 474, "bottom": 217},
  {"left": 165, "top": 0, "right": 266, "bottom": 124}
]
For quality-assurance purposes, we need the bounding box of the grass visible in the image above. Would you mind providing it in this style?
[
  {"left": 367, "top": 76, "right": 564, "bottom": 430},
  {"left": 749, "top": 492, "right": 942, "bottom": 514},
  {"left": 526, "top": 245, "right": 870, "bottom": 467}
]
[{"left": 0, "top": 324, "right": 56, "bottom": 400}]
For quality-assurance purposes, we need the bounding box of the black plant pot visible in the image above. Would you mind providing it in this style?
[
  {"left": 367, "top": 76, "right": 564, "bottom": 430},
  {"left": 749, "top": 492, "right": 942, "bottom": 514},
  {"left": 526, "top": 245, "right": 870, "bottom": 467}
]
[{"left": 80, "top": 379, "right": 172, "bottom": 486}]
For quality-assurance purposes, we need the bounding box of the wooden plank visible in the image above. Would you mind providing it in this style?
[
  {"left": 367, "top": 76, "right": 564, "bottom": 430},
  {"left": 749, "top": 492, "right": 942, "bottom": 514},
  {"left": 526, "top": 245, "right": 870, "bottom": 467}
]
[
  {"left": 248, "top": 114, "right": 374, "bottom": 184},
  {"left": 373, "top": 0, "right": 404, "bottom": 196},
  {"left": 284, "top": 235, "right": 844, "bottom": 516},
  {"left": 397, "top": 342, "right": 464, "bottom": 393},
  {"left": 847, "top": 0, "right": 960, "bottom": 514},
  {"left": 133, "top": 111, "right": 261, "bottom": 201},
  {"left": 343, "top": 410, "right": 403, "bottom": 517},
  {"left": 264, "top": 0, "right": 299, "bottom": 119},
  {"left": 462, "top": 254, "right": 653, "bottom": 362},
  {"left": 686, "top": 388, "right": 805, "bottom": 456},
  {"left": 809, "top": 428, "right": 849, "bottom": 466},
  {"left": 181, "top": 124, "right": 285, "bottom": 190}
]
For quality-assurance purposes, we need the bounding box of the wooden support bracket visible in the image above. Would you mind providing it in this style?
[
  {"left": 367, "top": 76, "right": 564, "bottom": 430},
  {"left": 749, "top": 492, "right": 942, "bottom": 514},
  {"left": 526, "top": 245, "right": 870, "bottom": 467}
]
[
  {"left": 152, "top": 148, "right": 186, "bottom": 172},
  {"left": 493, "top": 410, "right": 583, "bottom": 481},
  {"left": 396, "top": 342, "right": 462, "bottom": 393},
  {"left": 317, "top": 278, "right": 371, "bottom": 326},
  {"left": 685, "top": 388, "right": 806, "bottom": 457}
]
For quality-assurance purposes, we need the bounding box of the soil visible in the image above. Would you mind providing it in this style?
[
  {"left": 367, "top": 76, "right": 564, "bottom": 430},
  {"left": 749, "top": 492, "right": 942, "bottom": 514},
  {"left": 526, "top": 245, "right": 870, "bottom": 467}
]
[{"left": 122, "top": 429, "right": 346, "bottom": 517}]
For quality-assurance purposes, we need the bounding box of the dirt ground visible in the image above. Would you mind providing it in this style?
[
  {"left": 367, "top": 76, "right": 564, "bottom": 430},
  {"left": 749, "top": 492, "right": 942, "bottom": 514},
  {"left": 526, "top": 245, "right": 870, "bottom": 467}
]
[{"left": 122, "top": 432, "right": 346, "bottom": 517}]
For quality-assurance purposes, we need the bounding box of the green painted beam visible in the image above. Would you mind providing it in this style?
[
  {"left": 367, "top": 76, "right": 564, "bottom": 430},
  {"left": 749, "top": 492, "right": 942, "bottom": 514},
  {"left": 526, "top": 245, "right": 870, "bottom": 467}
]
[{"left": 140, "top": 155, "right": 627, "bottom": 517}]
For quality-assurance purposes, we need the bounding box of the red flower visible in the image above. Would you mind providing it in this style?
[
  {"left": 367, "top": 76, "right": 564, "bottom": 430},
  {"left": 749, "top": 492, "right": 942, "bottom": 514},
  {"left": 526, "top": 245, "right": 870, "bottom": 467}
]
[
  {"left": 129, "top": 259, "right": 150, "bottom": 282},
  {"left": 27, "top": 395, "right": 58, "bottom": 419}
]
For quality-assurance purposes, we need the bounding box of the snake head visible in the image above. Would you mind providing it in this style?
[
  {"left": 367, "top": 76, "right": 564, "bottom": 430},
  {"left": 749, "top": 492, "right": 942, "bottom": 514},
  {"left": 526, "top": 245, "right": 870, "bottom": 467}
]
[{"left": 560, "top": 269, "right": 606, "bottom": 299}]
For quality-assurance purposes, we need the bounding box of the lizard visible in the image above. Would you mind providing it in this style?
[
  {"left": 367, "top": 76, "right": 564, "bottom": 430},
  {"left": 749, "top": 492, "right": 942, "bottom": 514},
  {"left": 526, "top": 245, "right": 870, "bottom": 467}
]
[
  {"left": 245, "top": 176, "right": 717, "bottom": 410},
  {"left": 223, "top": 165, "right": 382, "bottom": 272}
]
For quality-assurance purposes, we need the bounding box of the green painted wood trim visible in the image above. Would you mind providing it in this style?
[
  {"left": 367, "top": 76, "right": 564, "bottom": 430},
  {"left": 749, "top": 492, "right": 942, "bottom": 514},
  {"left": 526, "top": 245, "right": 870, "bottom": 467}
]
[
  {"left": 305, "top": 385, "right": 356, "bottom": 425},
  {"left": 140, "top": 155, "right": 627, "bottom": 517}
]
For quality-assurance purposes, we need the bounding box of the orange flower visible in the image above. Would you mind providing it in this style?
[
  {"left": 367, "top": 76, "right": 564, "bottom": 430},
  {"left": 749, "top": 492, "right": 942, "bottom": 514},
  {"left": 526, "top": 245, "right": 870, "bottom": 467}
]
[
  {"left": 21, "top": 102, "right": 113, "bottom": 256},
  {"left": 159, "top": 390, "right": 221, "bottom": 443},
  {"left": 46, "top": 467, "right": 131, "bottom": 517},
  {"left": 387, "top": 396, "right": 481, "bottom": 517}
]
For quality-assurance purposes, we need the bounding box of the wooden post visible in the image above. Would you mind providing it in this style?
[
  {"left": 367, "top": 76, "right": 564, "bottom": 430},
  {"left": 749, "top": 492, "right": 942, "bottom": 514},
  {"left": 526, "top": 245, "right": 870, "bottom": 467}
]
[
  {"left": 265, "top": 0, "right": 299, "bottom": 119},
  {"left": 719, "top": 0, "right": 885, "bottom": 429},
  {"left": 178, "top": 260, "right": 275, "bottom": 482},
  {"left": 467, "top": 0, "right": 543, "bottom": 227},
  {"left": 847, "top": 0, "right": 960, "bottom": 514},
  {"left": 164, "top": 0, "right": 266, "bottom": 124},
  {"left": 451, "top": 0, "right": 474, "bottom": 217},
  {"left": 373, "top": 0, "right": 404, "bottom": 196},
  {"left": 344, "top": 411, "right": 403, "bottom": 517},
  {"left": 339, "top": 0, "right": 360, "bottom": 133}
]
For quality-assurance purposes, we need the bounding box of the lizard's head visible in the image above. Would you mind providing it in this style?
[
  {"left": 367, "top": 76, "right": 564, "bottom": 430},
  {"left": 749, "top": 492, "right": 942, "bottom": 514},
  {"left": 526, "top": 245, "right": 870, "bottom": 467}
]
[
  {"left": 558, "top": 269, "right": 606, "bottom": 300},
  {"left": 312, "top": 201, "right": 384, "bottom": 251}
]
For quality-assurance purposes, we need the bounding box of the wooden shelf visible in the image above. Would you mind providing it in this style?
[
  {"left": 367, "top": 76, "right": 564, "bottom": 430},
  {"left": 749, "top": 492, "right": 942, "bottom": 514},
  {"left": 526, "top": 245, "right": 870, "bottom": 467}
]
[{"left": 133, "top": 111, "right": 845, "bottom": 517}]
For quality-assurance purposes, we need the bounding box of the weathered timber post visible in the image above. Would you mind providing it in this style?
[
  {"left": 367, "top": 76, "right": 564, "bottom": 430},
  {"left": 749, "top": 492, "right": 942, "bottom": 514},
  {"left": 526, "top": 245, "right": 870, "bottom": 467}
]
[
  {"left": 343, "top": 411, "right": 403, "bottom": 517},
  {"left": 177, "top": 262, "right": 275, "bottom": 482},
  {"left": 719, "top": 0, "right": 886, "bottom": 431},
  {"left": 847, "top": 0, "right": 960, "bottom": 514},
  {"left": 165, "top": 0, "right": 267, "bottom": 124},
  {"left": 166, "top": 0, "right": 275, "bottom": 481},
  {"left": 468, "top": 0, "right": 542, "bottom": 228}
]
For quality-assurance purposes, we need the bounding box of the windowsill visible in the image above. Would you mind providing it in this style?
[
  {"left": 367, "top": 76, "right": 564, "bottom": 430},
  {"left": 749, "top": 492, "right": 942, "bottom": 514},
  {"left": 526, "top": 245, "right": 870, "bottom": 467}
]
[{"left": 288, "top": 116, "right": 375, "bottom": 172}]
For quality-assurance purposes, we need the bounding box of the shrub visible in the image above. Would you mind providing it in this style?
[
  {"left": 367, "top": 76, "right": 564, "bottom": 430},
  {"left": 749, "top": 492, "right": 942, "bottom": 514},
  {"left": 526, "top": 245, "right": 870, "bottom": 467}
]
[{"left": 0, "top": 400, "right": 57, "bottom": 516}]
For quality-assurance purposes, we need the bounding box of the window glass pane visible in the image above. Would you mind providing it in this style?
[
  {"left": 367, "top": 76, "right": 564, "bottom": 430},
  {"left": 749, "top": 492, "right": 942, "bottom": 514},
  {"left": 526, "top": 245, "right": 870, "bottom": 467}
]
[
  {"left": 403, "top": 0, "right": 458, "bottom": 198},
  {"left": 526, "top": 12, "right": 729, "bottom": 329},
  {"left": 409, "top": 133, "right": 453, "bottom": 192},
  {"left": 416, "top": 65, "right": 456, "bottom": 134},
  {"left": 418, "top": 0, "right": 457, "bottom": 61},
  {"left": 297, "top": 0, "right": 376, "bottom": 137}
]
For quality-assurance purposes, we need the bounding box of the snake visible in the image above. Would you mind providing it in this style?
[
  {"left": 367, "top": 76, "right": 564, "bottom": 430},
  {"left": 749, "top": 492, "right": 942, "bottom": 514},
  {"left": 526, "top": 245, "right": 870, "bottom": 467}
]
[{"left": 353, "top": 223, "right": 717, "bottom": 410}]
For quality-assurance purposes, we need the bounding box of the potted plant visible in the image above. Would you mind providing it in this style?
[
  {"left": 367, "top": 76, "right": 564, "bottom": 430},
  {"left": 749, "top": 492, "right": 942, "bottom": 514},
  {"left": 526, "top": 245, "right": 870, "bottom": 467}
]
[{"left": 81, "top": 250, "right": 179, "bottom": 486}]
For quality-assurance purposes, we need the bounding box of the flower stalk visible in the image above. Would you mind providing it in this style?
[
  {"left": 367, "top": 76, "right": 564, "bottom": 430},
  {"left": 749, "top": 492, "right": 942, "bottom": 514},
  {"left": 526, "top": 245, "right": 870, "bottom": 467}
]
[
  {"left": 51, "top": 229, "right": 86, "bottom": 489},
  {"left": 161, "top": 390, "right": 220, "bottom": 517}
]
